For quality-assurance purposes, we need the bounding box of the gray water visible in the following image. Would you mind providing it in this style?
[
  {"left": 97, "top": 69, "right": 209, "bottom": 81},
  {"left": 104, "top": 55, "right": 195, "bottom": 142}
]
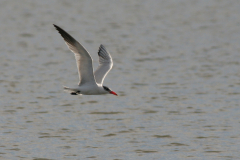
[{"left": 0, "top": 0, "right": 240, "bottom": 159}]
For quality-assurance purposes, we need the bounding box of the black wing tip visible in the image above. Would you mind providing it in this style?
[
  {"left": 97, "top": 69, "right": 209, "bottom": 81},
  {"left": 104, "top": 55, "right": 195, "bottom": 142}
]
[
  {"left": 98, "top": 44, "right": 105, "bottom": 56},
  {"left": 99, "top": 44, "right": 106, "bottom": 52},
  {"left": 53, "top": 24, "right": 66, "bottom": 38},
  {"left": 53, "top": 24, "right": 76, "bottom": 43},
  {"left": 53, "top": 24, "right": 68, "bottom": 36},
  {"left": 98, "top": 44, "right": 111, "bottom": 60},
  {"left": 53, "top": 24, "right": 59, "bottom": 29},
  {"left": 53, "top": 24, "right": 64, "bottom": 32},
  {"left": 100, "top": 44, "right": 106, "bottom": 49}
]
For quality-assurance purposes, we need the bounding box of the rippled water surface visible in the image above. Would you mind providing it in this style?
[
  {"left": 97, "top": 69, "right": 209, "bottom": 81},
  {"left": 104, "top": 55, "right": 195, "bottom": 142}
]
[{"left": 0, "top": 0, "right": 240, "bottom": 159}]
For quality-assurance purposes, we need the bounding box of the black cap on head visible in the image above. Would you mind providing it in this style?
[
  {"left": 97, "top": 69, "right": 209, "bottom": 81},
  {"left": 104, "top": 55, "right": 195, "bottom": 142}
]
[{"left": 103, "top": 86, "right": 111, "bottom": 92}]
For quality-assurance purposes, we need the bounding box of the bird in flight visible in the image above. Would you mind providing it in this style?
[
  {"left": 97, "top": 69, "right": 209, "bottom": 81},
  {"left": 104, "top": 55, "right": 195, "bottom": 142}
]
[{"left": 53, "top": 24, "right": 118, "bottom": 96}]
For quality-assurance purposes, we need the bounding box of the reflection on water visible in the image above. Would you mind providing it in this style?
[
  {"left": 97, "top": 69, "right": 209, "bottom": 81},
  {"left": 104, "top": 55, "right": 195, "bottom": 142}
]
[{"left": 0, "top": 0, "right": 240, "bottom": 159}]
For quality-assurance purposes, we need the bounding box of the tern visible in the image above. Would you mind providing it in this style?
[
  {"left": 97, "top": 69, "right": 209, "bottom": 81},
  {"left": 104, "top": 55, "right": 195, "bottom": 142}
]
[{"left": 53, "top": 24, "right": 118, "bottom": 96}]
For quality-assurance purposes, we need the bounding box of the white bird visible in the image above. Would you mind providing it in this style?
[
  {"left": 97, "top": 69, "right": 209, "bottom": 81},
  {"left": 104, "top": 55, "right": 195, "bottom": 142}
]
[{"left": 53, "top": 24, "right": 118, "bottom": 96}]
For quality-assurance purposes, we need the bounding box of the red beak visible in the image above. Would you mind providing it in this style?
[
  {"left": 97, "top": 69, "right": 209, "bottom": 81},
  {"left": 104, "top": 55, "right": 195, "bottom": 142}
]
[{"left": 110, "top": 91, "right": 118, "bottom": 96}]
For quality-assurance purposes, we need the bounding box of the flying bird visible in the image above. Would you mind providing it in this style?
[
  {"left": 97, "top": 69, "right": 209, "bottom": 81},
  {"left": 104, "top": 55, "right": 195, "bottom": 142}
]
[{"left": 53, "top": 24, "right": 118, "bottom": 96}]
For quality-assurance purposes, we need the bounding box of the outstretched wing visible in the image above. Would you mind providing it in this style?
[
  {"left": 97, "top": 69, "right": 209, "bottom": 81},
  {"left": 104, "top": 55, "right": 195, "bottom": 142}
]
[
  {"left": 53, "top": 24, "right": 96, "bottom": 85},
  {"left": 94, "top": 44, "right": 113, "bottom": 85}
]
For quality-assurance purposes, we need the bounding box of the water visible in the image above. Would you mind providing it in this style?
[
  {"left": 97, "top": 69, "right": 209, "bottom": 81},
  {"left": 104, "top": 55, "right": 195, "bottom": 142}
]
[{"left": 0, "top": 0, "right": 240, "bottom": 159}]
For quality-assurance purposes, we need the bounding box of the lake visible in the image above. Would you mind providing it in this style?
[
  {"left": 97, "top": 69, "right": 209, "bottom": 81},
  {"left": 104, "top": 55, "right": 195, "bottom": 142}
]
[{"left": 0, "top": 0, "right": 239, "bottom": 159}]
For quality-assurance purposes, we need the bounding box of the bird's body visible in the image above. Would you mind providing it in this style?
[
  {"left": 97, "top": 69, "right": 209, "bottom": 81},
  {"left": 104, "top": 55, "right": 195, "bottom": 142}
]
[
  {"left": 53, "top": 24, "right": 117, "bottom": 96},
  {"left": 64, "top": 84, "right": 108, "bottom": 95}
]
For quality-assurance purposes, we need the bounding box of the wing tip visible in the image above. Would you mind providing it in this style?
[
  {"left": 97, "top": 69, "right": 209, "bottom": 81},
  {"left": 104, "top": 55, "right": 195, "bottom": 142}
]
[
  {"left": 98, "top": 44, "right": 107, "bottom": 53},
  {"left": 98, "top": 45, "right": 107, "bottom": 58},
  {"left": 98, "top": 44, "right": 113, "bottom": 61},
  {"left": 53, "top": 24, "right": 64, "bottom": 33},
  {"left": 53, "top": 24, "right": 78, "bottom": 45},
  {"left": 99, "top": 44, "right": 106, "bottom": 50},
  {"left": 53, "top": 24, "right": 59, "bottom": 30}
]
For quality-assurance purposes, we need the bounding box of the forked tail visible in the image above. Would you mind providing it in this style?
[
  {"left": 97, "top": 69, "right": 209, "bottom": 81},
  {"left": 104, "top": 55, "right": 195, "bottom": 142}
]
[{"left": 63, "top": 86, "right": 81, "bottom": 95}]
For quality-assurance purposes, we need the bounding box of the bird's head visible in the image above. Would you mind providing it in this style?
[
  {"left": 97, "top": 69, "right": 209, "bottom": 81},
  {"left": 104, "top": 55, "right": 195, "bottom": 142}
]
[{"left": 103, "top": 86, "right": 118, "bottom": 96}]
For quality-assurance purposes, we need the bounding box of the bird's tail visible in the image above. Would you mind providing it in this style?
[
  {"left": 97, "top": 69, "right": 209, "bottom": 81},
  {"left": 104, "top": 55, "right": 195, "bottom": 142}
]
[{"left": 63, "top": 86, "right": 80, "bottom": 94}]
